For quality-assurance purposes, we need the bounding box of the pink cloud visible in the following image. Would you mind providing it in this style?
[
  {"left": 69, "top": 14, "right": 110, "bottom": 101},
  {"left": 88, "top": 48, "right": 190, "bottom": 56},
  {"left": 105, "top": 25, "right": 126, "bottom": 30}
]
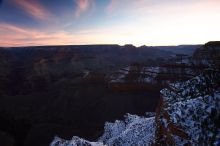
[
  {"left": 106, "top": 0, "right": 118, "bottom": 13},
  {"left": 11, "top": 0, "right": 52, "bottom": 20},
  {"left": 106, "top": 0, "right": 145, "bottom": 14},
  {"left": 74, "top": 0, "right": 92, "bottom": 17},
  {"left": 106, "top": 0, "right": 138, "bottom": 14},
  {"left": 0, "top": 23, "right": 75, "bottom": 47}
]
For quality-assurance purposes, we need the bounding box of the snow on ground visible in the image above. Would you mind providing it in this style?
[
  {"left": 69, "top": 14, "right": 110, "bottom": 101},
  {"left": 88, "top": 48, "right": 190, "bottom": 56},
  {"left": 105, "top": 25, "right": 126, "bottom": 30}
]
[
  {"left": 161, "top": 69, "right": 220, "bottom": 105},
  {"left": 109, "top": 66, "right": 161, "bottom": 84},
  {"left": 109, "top": 65, "right": 197, "bottom": 85},
  {"left": 160, "top": 69, "right": 220, "bottom": 146},
  {"left": 50, "top": 114, "right": 155, "bottom": 146},
  {"left": 167, "top": 92, "right": 220, "bottom": 145},
  {"left": 99, "top": 114, "right": 155, "bottom": 146},
  {"left": 50, "top": 136, "right": 104, "bottom": 146},
  {"left": 50, "top": 68, "right": 220, "bottom": 146}
]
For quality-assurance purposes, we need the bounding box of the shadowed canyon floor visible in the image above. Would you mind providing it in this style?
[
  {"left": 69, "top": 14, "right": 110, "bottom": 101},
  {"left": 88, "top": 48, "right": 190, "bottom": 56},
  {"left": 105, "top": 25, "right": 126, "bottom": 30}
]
[{"left": 0, "top": 43, "right": 217, "bottom": 146}]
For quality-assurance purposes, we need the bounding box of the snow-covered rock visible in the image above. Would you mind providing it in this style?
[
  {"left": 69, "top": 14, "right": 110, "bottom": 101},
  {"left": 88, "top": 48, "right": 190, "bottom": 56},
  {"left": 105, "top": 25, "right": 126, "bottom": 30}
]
[
  {"left": 50, "top": 114, "right": 155, "bottom": 146},
  {"left": 109, "top": 65, "right": 197, "bottom": 86},
  {"left": 50, "top": 52, "right": 220, "bottom": 146},
  {"left": 156, "top": 69, "right": 220, "bottom": 146},
  {"left": 50, "top": 136, "right": 104, "bottom": 146},
  {"left": 99, "top": 114, "right": 155, "bottom": 146}
]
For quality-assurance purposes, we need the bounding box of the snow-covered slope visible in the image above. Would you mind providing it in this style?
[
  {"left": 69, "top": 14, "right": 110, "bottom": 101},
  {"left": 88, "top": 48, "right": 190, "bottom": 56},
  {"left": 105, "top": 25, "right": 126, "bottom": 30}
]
[
  {"left": 156, "top": 69, "right": 220, "bottom": 146},
  {"left": 109, "top": 65, "right": 196, "bottom": 85},
  {"left": 50, "top": 136, "right": 104, "bottom": 146},
  {"left": 50, "top": 114, "right": 155, "bottom": 146},
  {"left": 99, "top": 114, "right": 155, "bottom": 146},
  {"left": 50, "top": 69, "right": 220, "bottom": 146},
  {"left": 167, "top": 93, "right": 220, "bottom": 145}
]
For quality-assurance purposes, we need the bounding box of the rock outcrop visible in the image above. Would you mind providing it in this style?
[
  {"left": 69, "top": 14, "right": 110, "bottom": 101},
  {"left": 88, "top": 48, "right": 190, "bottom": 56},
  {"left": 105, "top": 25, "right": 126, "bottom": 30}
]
[
  {"left": 193, "top": 41, "right": 220, "bottom": 68},
  {"left": 155, "top": 69, "right": 220, "bottom": 146},
  {"left": 50, "top": 42, "right": 220, "bottom": 146},
  {"left": 50, "top": 113, "right": 155, "bottom": 146},
  {"left": 50, "top": 68, "right": 220, "bottom": 146},
  {"left": 50, "top": 136, "right": 104, "bottom": 146},
  {"left": 98, "top": 114, "right": 155, "bottom": 146}
]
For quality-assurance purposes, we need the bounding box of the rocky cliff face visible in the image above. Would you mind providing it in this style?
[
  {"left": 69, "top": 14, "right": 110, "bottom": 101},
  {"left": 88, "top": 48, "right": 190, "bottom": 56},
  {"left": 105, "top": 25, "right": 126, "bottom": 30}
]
[
  {"left": 50, "top": 69, "right": 220, "bottom": 146},
  {"left": 107, "top": 59, "right": 201, "bottom": 92},
  {"left": 155, "top": 69, "right": 220, "bottom": 146},
  {"left": 50, "top": 113, "right": 156, "bottom": 146},
  {"left": 193, "top": 41, "right": 220, "bottom": 68},
  {"left": 50, "top": 42, "right": 220, "bottom": 146},
  {"left": 98, "top": 113, "right": 155, "bottom": 146},
  {"left": 154, "top": 42, "right": 220, "bottom": 146},
  {"left": 50, "top": 136, "right": 104, "bottom": 146}
]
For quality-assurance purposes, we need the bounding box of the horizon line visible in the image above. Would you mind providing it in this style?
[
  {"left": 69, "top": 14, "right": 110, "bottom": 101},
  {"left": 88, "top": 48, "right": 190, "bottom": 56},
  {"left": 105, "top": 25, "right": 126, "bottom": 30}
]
[{"left": 0, "top": 43, "right": 205, "bottom": 48}]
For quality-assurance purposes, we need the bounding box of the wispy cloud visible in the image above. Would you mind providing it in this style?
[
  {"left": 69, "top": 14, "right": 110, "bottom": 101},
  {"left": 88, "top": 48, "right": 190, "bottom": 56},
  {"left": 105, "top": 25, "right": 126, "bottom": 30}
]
[
  {"left": 104, "top": 0, "right": 220, "bottom": 46},
  {"left": 106, "top": 0, "right": 117, "bottom": 13},
  {"left": 106, "top": 0, "right": 220, "bottom": 15},
  {"left": 0, "top": 23, "right": 75, "bottom": 46},
  {"left": 106, "top": 0, "right": 139, "bottom": 14},
  {"left": 1, "top": 0, "right": 220, "bottom": 47},
  {"left": 0, "top": 22, "right": 132, "bottom": 47},
  {"left": 74, "top": 0, "right": 92, "bottom": 17},
  {"left": 11, "top": 0, "right": 52, "bottom": 20}
]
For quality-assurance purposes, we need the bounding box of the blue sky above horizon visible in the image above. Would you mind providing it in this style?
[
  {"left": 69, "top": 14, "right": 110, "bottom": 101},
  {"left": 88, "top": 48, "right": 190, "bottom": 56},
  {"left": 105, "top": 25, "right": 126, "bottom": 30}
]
[{"left": 0, "top": 0, "right": 220, "bottom": 47}]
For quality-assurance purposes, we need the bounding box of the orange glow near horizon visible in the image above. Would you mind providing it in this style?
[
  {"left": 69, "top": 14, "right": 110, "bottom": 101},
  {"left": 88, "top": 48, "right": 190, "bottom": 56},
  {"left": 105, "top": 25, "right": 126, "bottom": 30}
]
[{"left": 0, "top": 0, "right": 220, "bottom": 47}]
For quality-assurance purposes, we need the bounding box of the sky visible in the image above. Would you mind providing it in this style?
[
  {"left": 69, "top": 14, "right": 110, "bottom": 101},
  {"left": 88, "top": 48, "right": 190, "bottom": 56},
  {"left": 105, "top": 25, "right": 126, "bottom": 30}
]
[{"left": 0, "top": 0, "right": 220, "bottom": 47}]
